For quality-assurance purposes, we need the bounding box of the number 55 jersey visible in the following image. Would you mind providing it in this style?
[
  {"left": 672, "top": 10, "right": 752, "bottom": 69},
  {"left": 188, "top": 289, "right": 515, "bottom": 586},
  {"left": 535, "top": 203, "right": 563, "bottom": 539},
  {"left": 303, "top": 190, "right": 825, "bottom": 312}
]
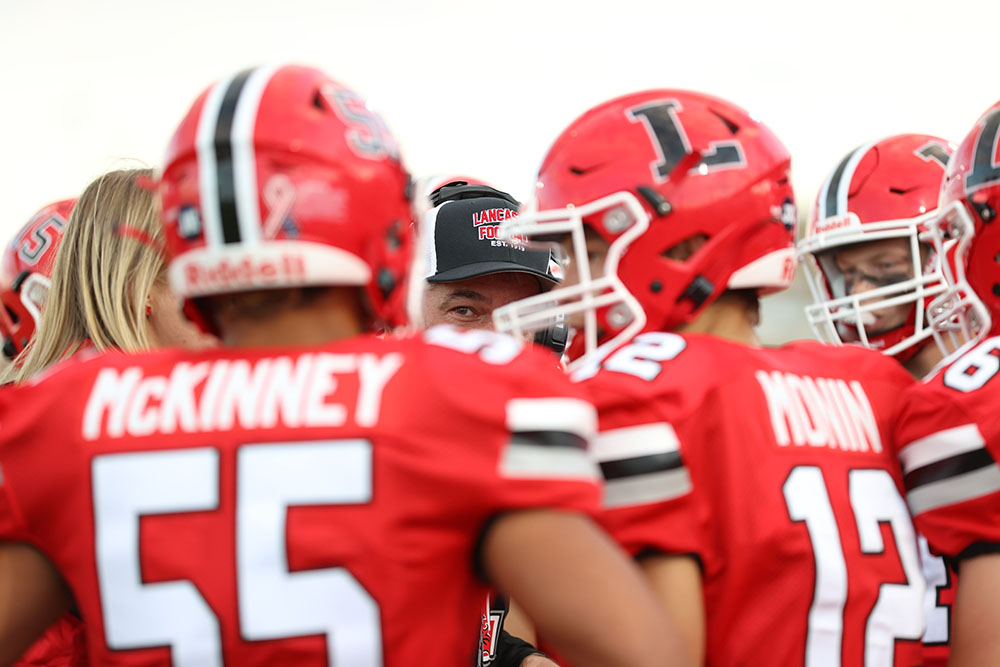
[
  {"left": 0, "top": 327, "right": 601, "bottom": 666},
  {"left": 586, "top": 332, "right": 924, "bottom": 666}
]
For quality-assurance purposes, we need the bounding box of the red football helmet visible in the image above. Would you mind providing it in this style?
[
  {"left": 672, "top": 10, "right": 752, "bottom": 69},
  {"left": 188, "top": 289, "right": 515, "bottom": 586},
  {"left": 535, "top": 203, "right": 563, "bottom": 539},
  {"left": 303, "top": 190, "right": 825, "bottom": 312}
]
[
  {"left": 159, "top": 64, "right": 412, "bottom": 333},
  {"left": 0, "top": 199, "right": 74, "bottom": 359},
  {"left": 933, "top": 100, "right": 1000, "bottom": 338},
  {"left": 796, "top": 134, "right": 979, "bottom": 362},
  {"left": 492, "top": 90, "right": 795, "bottom": 366}
]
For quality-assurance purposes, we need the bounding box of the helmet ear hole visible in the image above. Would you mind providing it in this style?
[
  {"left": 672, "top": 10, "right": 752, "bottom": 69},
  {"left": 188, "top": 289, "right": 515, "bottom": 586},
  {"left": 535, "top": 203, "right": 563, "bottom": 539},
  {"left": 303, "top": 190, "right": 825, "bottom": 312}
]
[{"left": 663, "top": 234, "right": 708, "bottom": 261}]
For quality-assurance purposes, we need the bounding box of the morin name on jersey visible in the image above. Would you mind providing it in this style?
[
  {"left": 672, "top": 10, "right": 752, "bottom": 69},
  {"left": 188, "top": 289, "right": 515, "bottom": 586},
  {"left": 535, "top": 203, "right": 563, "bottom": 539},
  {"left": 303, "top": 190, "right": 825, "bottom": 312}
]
[
  {"left": 82, "top": 353, "right": 403, "bottom": 440},
  {"left": 755, "top": 370, "right": 882, "bottom": 453}
]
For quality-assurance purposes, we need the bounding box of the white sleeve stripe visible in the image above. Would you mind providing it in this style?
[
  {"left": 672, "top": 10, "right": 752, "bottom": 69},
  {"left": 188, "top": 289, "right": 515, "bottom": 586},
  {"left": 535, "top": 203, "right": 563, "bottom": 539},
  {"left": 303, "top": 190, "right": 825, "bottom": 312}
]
[
  {"left": 906, "top": 464, "right": 1000, "bottom": 515},
  {"left": 506, "top": 398, "right": 596, "bottom": 439},
  {"left": 898, "top": 424, "right": 985, "bottom": 474},
  {"left": 500, "top": 444, "right": 600, "bottom": 480},
  {"left": 590, "top": 422, "right": 680, "bottom": 462},
  {"left": 194, "top": 72, "right": 236, "bottom": 248},
  {"left": 230, "top": 64, "right": 282, "bottom": 245},
  {"left": 604, "top": 468, "right": 692, "bottom": 509}
]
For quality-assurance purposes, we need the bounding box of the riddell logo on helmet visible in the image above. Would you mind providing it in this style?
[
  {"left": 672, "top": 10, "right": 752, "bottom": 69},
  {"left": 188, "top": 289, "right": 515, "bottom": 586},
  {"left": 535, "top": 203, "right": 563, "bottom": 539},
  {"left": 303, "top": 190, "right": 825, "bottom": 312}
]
[
  {"left": 812, "top": 213, "right": 860, "bottom": 235},
  {"left": 184, "top": 255, "right": 307, "bottom": 291}
]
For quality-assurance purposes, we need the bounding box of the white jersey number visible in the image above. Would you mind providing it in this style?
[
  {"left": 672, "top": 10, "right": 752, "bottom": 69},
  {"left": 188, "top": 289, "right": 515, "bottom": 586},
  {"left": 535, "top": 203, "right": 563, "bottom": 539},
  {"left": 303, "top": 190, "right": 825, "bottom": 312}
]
[
  {"left": 943, "top": 336, "right": 1000, "bottom": 393},
  {"left": 93, "top": 441, "right": 381, "bottom": 666},
  {"left": 918, "top": 535, "right": 951, "bottom": 646},
  {"left": 783, "top": 466, "right": 924, "bottom": 666}
]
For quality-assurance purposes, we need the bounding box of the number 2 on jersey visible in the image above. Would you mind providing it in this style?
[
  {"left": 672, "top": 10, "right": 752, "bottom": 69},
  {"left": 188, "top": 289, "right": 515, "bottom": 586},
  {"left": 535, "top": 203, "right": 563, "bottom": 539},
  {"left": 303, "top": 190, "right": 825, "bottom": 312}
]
[
  {"left": 783, "top": 466, "right": 924, "bottom": 666},
  {"left": 93, "top": 440, "right": 381, "bottom": 666}
]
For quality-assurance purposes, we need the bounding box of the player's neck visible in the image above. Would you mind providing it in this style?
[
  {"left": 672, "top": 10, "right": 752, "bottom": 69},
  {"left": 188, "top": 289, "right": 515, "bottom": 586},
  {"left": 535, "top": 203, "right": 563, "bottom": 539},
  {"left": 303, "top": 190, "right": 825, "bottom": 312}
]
[
  {"left": 218, "top": 290, "right": 367, "bottom": 348},
  {"left": 903, "top": 342, "right": 944, "bottom": 380},
  {"left": 676, "top": 293, "right": 760, "bottom": 346}
]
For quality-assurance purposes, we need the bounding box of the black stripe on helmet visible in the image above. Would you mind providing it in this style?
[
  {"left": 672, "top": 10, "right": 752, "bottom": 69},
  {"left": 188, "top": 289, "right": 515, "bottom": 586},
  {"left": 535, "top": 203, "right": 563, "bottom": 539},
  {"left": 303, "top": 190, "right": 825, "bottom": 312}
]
[
  {"left": 823, "top": 148, "right": 856, "bottom": 219},
  {"left": 213, "top": 68, "right": 255, "bottom": 244}
]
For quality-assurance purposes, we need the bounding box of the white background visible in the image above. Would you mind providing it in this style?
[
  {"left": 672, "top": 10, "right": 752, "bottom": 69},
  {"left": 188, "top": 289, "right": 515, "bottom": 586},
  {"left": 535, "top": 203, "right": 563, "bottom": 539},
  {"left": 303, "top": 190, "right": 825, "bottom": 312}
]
[{"left": 1, "top": 0, "right": 996, "bottom": 342}]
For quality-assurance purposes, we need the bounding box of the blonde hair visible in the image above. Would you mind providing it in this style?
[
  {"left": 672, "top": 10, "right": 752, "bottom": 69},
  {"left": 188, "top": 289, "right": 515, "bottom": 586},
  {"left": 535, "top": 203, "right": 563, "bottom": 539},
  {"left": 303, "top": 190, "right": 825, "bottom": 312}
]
[{"left": 5, "top": 168, "right": 164, "bottom": 383}]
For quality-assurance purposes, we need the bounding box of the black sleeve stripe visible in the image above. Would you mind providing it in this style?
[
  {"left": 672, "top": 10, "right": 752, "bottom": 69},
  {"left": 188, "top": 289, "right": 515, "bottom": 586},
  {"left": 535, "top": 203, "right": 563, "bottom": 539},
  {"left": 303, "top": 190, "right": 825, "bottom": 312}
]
[
  {"left": 904, "top": 448, "right": 997, "bottom": 492},
  {"left": 599, "top": 451, "right": 683, "bottom": 481},
  {"left": 510, "top": 430, "right": 587, "bottom": 451}
]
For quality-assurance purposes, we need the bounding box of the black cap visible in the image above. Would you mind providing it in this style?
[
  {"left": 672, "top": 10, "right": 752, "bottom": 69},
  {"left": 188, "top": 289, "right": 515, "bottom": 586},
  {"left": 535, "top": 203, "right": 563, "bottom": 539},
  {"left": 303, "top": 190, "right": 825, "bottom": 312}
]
[{"left": 423, "top": 197, "right": 560, "bottom": 285}]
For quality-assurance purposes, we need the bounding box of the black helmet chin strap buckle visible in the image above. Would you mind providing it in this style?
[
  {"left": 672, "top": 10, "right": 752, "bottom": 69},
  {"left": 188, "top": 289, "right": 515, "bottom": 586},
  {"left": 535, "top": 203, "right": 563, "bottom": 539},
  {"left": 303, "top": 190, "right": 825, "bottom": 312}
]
[
  {"left": 636, "top": 186, "right": 673, "bottom": 217},
  {"left": 677, "top": 275, "right": 715, "bottom": 309},
  {"left": 533, "top": 319, "right": 569, "bottom": 355}
]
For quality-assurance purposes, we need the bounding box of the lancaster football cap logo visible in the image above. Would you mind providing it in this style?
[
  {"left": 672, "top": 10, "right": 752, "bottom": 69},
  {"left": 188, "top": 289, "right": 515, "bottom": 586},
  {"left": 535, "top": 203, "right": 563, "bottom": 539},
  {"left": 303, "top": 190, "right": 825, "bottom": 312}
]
[
  {"left": 472, "top": 208, "right": 525, "bottom": 243},
  {"left": 472, "top": 208, "right": 518, "bottom": 227}
]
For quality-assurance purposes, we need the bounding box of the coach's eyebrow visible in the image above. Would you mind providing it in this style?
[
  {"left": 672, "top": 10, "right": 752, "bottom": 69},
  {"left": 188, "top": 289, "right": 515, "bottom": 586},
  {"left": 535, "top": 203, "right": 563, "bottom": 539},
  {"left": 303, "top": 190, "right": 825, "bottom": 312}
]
[{"left": 441, "top": 289, "right": 489, "bottom": 304}]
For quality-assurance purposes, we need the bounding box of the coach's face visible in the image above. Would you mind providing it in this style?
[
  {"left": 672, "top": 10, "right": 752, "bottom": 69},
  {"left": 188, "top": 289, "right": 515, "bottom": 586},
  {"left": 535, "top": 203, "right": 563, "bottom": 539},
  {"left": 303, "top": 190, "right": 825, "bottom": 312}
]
[{"left": 422, "top": 272, "right": 543, "bottom": 331}]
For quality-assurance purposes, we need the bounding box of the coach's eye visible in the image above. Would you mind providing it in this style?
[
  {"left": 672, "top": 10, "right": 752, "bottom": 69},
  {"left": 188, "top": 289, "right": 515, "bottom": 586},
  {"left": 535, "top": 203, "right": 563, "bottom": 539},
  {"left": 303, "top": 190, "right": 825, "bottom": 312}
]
[{"left": 448, "top": 305, "right": 481, "bottom": 321}]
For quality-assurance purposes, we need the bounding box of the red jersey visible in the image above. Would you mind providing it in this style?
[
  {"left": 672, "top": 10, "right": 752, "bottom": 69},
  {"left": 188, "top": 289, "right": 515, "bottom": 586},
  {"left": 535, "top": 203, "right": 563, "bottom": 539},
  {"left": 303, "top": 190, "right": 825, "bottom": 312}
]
[
  {"left": 894, "top": 335, "right": 1000, "bottom": 559},
  {"left": 582, "top": 332, "right": 924, "bottom": 666},
  {"left": 13, "top": 614, "right": 87, "bottom": 666},
  {"left": 0, "top": 326, "right": 601, "bottom": 666},
  {"left": 892, "top": 335, "right": 1000, "bottom": 666}
]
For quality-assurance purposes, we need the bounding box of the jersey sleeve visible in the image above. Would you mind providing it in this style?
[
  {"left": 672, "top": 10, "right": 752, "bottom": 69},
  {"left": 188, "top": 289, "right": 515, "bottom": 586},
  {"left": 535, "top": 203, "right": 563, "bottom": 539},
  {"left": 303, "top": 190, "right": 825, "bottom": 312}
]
[
  {"left": 581, "top": 364, "right": 708, "bottom": 561},
  {"left": 894, "top": 380, "right": 1000, "bottom": 559},
  {"left": 482, "top": 347, "right": 602, "bottom": 518},
  {"left": 415, "top": 328, "right": 603, "bottom": 520},
  {"left": 595, "top": 420, "right": 705, "bottom": 560}
]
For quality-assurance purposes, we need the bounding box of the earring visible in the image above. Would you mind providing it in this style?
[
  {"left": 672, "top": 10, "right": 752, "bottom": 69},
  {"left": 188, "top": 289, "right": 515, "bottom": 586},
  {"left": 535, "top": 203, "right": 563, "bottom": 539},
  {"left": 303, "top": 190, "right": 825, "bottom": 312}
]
[{"left": 146, "top": 304, "right": 152, "bottom": 319}]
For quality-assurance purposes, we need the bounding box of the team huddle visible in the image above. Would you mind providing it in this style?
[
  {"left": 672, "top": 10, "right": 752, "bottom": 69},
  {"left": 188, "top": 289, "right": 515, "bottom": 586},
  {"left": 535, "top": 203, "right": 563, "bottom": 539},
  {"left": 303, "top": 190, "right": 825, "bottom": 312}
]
[{"left": 0, "top": 63, "right": 997, "bottom": 667}]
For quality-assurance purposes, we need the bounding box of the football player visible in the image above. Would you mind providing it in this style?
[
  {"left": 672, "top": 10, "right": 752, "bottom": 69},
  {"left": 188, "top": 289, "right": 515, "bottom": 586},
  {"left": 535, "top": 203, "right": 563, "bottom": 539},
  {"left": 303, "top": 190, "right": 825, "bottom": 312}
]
[
  {"left": 796, "top": 133, "right": 968, "bottom": 665},
  {"left": 0, "top": 199, "right": 74, "bottom": 364},
  {"left": 494, "top": 90, "right": 925, "bottom": 665},
  {"left": 0, "top": 65, "right": 685, "bottom": 667},
  {"left": 0, "top": 200, "right": 87, "bottom": 667},
  {"left": 892, "top": 104, "right": 1000, "bottom": 666}
]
